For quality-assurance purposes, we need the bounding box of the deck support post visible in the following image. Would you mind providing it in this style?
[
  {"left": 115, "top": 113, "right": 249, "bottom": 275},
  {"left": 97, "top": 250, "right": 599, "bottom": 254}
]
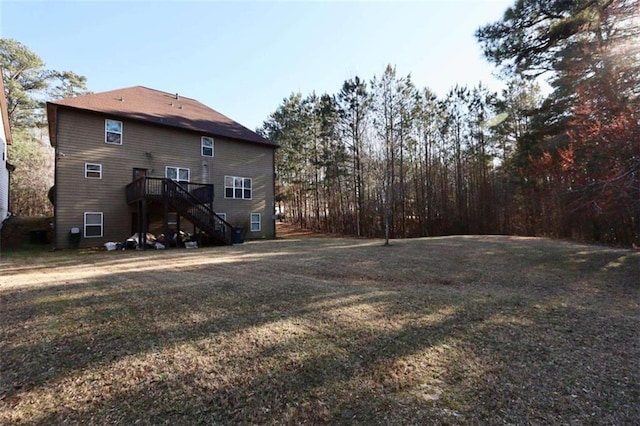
[
  {"left": 176, "top": 214, "right": 181, "bottom": 247},
  {"left": 162, "top": 180, "right": 169, "bottom": 249},
  {"left": 136, "top": 200, "right": 143, "bottom": 248},
  {"left": 141, "top": 200, "right": 147, "bottom": 250}
]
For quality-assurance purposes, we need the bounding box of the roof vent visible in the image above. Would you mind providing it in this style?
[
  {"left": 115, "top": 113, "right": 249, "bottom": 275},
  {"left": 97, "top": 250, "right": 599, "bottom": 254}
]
[
  {"left": 175, "top": 93, "right": 179, "bottom": 100},
  {"left": 179, "top": 105, "right": 183, "bottom": 109},
  {"left": 119, "top": 97, "right": 124, "bottom": 102}
]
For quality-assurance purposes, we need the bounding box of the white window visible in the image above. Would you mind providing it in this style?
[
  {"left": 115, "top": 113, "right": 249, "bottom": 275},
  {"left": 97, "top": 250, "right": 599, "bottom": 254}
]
[
  {"left": 167, "top": 212, "right": 177, "bottom": 226},
  {"left": 250, "top": 213, "right": 261, "bottom": 232},
  {"left": 166, "top": 166, "right": 190, "bottom": 183},
  {"left": 105, "top": 119, "right": 123, "bottom": 144},
  {"left": 201, "top": 136, "right": 214, "bottom": 157},
  {"left": 84, "top": 163, "right": 102, "bottom": 179},
  {"left": 225, "top": 176, "right": 252, "bottom": 200},
  {"left": 84, "top": 212, "right": 103, "bottom": 238},
  {"left": 214, "top": 212, "right": 227, "bottom": 232}
]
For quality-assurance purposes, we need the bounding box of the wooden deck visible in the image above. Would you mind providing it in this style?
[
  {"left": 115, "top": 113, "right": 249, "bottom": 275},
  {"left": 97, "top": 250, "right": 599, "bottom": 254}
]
[
  {"left": 126, "top": 176, "right": 214, "bottom": 205},
  {"left": 125, "top": 177, "right": 233, "bottom": 245}
]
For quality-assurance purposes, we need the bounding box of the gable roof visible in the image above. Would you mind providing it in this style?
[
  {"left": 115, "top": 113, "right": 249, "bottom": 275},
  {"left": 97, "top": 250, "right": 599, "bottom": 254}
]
[
  {"left": 0, "top": 68, "right": 12, "bottom": 145},
  {"left": 47, "top": 86, "right": 275, "bottom": 147}
]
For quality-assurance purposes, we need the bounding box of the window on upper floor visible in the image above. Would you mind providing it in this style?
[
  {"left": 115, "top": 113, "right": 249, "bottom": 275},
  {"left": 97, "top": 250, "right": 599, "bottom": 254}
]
[
  {"left": 201, "top": 136, "right": 214, "bottom": 157},
  {"left": 250, "top": 213, "right": 261, "bottom": 232},
  {"left": 225, "top": 176, "right": 252, "bottom": 200},
  {"left": 105, "top": 119, "right": 123, "bottom": 144},
  {"left": 85, "top": 163, "right": 102, "bottom": 179},
  {"left": 84, "top": 212, "right": 103, "bottom": 238}
]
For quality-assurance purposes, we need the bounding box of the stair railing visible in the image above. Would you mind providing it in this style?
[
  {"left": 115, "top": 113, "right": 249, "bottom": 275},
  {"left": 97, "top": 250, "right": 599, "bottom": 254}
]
[{"left": 163, "top": 179, "right": 234, "bottom": 245}]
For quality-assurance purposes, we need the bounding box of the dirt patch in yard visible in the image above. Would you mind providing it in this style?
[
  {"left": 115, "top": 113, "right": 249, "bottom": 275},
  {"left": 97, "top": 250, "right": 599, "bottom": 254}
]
[{"left": 1, "top": 235, "right": 638, "bottom": 424}]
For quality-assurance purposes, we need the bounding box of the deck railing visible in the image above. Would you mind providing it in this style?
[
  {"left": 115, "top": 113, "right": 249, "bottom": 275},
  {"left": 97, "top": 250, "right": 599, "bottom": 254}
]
[{"left": 126, "top": 177, "right": 214, "bottom": 204}]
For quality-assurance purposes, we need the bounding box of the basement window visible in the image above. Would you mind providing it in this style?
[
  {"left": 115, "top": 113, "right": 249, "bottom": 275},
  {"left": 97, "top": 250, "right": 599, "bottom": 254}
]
[
  {"left": 84, "top": 212, "right": 103, "bottom": 238},
  {"left": 167, "top": 212, "right": 177, "bottom": 226},
  {"left": 250, "top": 213, "right": 261, "bottom": 232}
]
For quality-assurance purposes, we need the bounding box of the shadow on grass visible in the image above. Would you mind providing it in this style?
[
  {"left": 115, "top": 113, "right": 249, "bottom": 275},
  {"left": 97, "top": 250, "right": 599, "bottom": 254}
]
[
  {"left": 1, "top": 236, "right": 638, "bottom": 423},
  {"left": 20, "top": 290, "right": 503, "bottom": 424}
]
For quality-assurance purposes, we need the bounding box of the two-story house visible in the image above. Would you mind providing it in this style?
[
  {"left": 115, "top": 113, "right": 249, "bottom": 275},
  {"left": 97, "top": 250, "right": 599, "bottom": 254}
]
[
  {"left": 0, "top": 70, "right": 15, "bottom": 229},
  {"left": 46, "top": 86, "right": 278, "bottom": 249}
]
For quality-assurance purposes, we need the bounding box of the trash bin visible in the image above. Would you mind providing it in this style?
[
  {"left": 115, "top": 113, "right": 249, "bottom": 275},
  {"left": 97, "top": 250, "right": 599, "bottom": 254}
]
[
  {"left": 68, "top": 227, "right": 81, "bottom": 248},
  {"left": 232, "top": 227, "right": 244, "bottom": 244}
]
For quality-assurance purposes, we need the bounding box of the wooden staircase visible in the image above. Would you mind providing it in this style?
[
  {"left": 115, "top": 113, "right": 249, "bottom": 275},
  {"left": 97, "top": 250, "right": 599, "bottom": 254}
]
[{"left": 126, "top": 177, "right": 234, "bottom": 245}]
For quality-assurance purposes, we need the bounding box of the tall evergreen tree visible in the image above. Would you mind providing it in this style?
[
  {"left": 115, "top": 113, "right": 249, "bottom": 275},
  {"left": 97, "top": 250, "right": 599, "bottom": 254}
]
[
  {"left": 337, "top": 76, "right": 371, "bottom": 236},
  {"left": 261, "top": 93, "right": 310, "bottom": 225},
  {"left": 1, "top": 38, "right": 91, "bottom": 216},
  {"left": 47, "top": 70, "right": 91, "bottom": 100},
  {"left": 371, "top": 65, "right": 406, "bottom": 243},
  {"left": 477, "top": 0, "right": 640, "bottom": 244},
  {"left": 0, "top": 38, "right": 49, "bottom": 129}
]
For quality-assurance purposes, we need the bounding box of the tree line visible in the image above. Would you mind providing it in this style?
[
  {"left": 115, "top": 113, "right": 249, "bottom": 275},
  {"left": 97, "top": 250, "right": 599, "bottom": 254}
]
[
  {"left": 2, "top": 0, "right": 637, "bottom": 245},
  {"left": 260, "top": 0, "right": 639, "bottom": 246},
  {"left": 1, "top": 38, "right": 90, "bottom": 217}
]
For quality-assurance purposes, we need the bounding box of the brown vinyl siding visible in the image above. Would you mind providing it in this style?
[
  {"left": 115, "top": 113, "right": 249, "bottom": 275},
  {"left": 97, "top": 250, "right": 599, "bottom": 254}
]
[{"left": 54, "top": 109, "right": 275, "bottom": 248}]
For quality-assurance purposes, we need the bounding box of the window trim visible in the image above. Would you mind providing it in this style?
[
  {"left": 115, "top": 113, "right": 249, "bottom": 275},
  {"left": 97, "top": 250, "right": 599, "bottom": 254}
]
[
  {"left": 214, "top": 212, "right": 227, "bottom": 232},
  {"left": 167, "top": 212, "right": 178, "bottom": 226},
  {"left": 250, "top": 213, "right": 261, "bottom": 232},
  {"left": 224, "top": 176, "right": 252, "bottom": 200},
  {"left": 165, "top": 166, "right": 190, "bottom": 183},
  {"left": 84, "top": 163, "right": 102, "bottom": 179},
  {"left": 84, "top": 212, "right": 103, "bottom": 238},
  {"left": 105, "top": 119, "right": 123, "bottom": 145},
  {"left": 201, "top": 136, "right": 214, "bottom": 157}
]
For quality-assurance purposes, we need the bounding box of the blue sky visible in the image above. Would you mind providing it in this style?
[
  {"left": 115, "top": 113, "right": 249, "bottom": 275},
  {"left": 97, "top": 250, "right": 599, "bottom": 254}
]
[{"left": 1, "top": 0, "right": 512, "bottom": 131}]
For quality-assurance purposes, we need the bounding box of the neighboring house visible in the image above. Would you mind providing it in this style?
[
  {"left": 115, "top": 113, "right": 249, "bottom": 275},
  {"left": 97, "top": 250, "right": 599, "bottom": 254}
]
[
  {"left": 0, "top": 69, "right": 15, "bottom": 229},
  {"left": 46, "top": 86, "right": 278, "bottom": 249}
]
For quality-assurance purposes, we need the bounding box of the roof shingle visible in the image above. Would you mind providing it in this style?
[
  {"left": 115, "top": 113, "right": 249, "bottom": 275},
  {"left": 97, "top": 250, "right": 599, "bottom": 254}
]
[{"left": 47, "top": 86, "right": 275, "bottom": 147}]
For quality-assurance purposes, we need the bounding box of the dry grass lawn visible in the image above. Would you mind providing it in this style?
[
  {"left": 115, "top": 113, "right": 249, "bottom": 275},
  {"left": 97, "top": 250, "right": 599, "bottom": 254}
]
[{"left": 1, "top": 231, "right": 639, "bottom": 424}]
